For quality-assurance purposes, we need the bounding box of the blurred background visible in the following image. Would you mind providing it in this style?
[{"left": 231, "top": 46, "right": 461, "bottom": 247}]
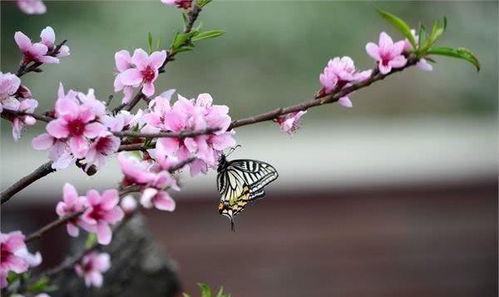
[{"left": 1, "top": 1, "right": 497, "bottom": 297}]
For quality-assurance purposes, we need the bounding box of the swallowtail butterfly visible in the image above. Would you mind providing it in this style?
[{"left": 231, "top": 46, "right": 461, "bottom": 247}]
[{"left": 216, "top": 153, "right": 278, "bottom": 231}]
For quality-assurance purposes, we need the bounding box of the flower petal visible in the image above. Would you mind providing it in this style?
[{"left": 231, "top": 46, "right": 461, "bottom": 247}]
[
  {"left": 14, "top": 31, "right": 32, "bottom": 51},
  {"left": 46, "top": 119, "right": 69, "bottom": 138},
  {"left": 32, "top": 133, "right": 54, "bottom": 150},
  {"left": 119, "top": 68, "right": 143, "bottom": 86}
]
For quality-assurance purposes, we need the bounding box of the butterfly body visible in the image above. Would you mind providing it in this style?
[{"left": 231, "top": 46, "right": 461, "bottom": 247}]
[{"left": 217, "top": 154, "right": 278, "bottom": 231}]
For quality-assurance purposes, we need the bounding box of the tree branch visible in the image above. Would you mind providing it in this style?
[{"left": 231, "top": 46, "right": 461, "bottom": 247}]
[
  {"left": 229, "top": 57, "right": 418, "bottom": 130},
  {"left": 1, "top": 110, "right": 53, "bottom": 123},
  {"left": 25, "top": 210, "right": 84, "bottom": 243},
  {"left": 118, "top": 57, "right": 418, "bottom": 151},
  {"left": 1, "top": 161, "right": 55, "bottom": 205},
  {"left": 114, "top": 127, "right": 220, "bottom": 139}
]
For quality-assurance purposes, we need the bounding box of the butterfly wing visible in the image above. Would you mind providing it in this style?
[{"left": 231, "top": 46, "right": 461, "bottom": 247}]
[
  {"left": 217, "top": 158, "right": 279, "bottom": 229},
  {"left": 227, "top": 159, "right": 278, "bottom": 201}
]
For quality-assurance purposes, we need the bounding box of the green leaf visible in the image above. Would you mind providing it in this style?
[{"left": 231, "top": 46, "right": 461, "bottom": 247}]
[
  {"left": 197, "top": 0, "right": 212, "bottom": 8},
  {"left": 28, "top": 276, "right": 50, "bottom": 292},
  {"left": 44, "top": 284, "right": 59, "bottom": 292},
  {"left": 85, "top": 233, "right": 98, "bottom": 248},
  {"left": 198, "top": 283, "right": 212, "bottom": 297},
  {"left": 191, "top": 30, "right": 225, "bottom": 42},
  {"left": 420, "top": 17, "right": 447, "bottom": 53},
  {"left": 176, "top": 45, "right": 196, "bottom": 53},
  {"left": 417, "top": 23, "right": 427, "bottom": 49},
  {"left": 376, "top": 7, "right": 416, "bottom": 48},
  {"left": 171, "top": 31, "right": 198, "bottom": 52},
  {"left": 7, "top": 271, "right": 19, "bottom": 283},
  {"left": 430, "top": 17, "right": 446, "bottom": 42},
  {"left": 427, "top": 47, "right": 480, "bottom": 71},
  {"left": 215, "top": 286, "right": 225, "bottom": 297},
  {"left": 147, "top": 32, "right": 153, "bottom": 53}
]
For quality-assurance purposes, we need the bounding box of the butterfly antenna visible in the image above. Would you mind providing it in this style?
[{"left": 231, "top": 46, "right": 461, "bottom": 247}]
[{"left": 226, "top": 145, "right": 242, "bottom": 157}]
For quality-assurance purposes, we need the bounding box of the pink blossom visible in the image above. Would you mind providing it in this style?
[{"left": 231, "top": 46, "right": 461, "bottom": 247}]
[
  {"left": 80, "top": 189, "right": 124, "bottom": 245},
  {"left": 11, "top": 98, "right": 38, "bottom": 141},
  {"left": 0, "top": 72, "right": 38, "bottom": 140},
  {"left": 0, "top": 231, "right": 41, "bottom": 288},
  {"left": 319, "top": 57, "right": 371, "bottom": 108},
  {"left": 75, "top": 252, "right": 110, "bottom": 288},
  {"left": 113, "top": 50, "right": 135, "bottom": 104},
  {"left": 40, "top": 26, "right": 70, "bottom": 57},
  {"left": 56, "top": 183, "right": 88, "bottom": 237},
  {"left": 45, "top": 84, "right": 105, "bottom": 158},
  {"left": 16, "top": 0, "right": 46, "bottom": 14},
  {"left": 161, "top": 0, "right": 192, "bottom": 9},
  {"left": 149, "top": 92, "right": 236, "bottom": 176},
  {"left": 140, "top": 188, "right": 175, "bottom": 211},
  {"left": 276, "top": 111, "right": 307, "bottom": 135},
  {"left": 118, "top": 49, "right": 167, "bottom": 97},
  {"left": 320, "top": 57, "right": 371, "bottom": 91},
  {"left": 14, "top": 31, "right": 58, "bottom": 64},
  {"left": 102, "top": 111, "right": 134, "bottom": 132},
  {"left": 139, "top": 167, "right": 178, "bottom": 211},
  {"left": 120, "top": 195, "right": 137, "bottom": 213},
  {"left": 118, "top": 153, "right": 157, "bottom": 185},
  {"left": 416, "top": 59, "right": 433, "bottom": 71},
  {"left": 0, "top": 72, "right": 21, "bottom": 113},
  {"left": 77, "top": 89, "right": 106, "bottom": 121},
  {"left": 32, "top": 133, "right": 75, "bottom": 169},
  {"left": 118, "top": 152, "right": 179, "bottom": 211},
  {"left": 85, "top": 133, "right": 120, "bottom": 170},
  {"left": 366, "top": 32, "right": 407, "bottom": 75}
]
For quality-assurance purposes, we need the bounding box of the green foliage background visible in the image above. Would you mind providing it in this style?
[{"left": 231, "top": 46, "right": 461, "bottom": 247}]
[{"left": 1, "top": 1, "right": 497, "bottom": 135}]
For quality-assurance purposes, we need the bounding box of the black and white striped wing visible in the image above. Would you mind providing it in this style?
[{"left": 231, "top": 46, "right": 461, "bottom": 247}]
[{"left": 226, "top": 159, "right": 278, "bottom": 200}]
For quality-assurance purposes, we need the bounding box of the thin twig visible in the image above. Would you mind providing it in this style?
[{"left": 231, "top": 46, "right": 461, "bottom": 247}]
[
  {"left": 169, "top": 156, "right": 196, "bottom": 172},
  {"left": 1, "top": 110, "right": 54, "bottom": 123},
  {"left": 1, "top": 162, "right": 55, "bottom": 204},
  {"left": 114, "top": 127, "right": 220, "bottom": 139},
  {"left": 229, "top": 57, "right": 418, "bottom": 130},
  {"left": 25, "top": 210, "right": 85, "bottom": 243}
]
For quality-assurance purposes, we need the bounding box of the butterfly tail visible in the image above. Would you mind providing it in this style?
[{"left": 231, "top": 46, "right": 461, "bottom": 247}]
[{"left": 230, "top": 217, "right": 236, "bottom": 232}]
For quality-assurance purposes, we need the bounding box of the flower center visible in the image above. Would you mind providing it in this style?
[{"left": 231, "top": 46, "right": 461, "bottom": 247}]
[
  {"left": 67, "top": 119, "right": 86, "bottom": 136},
  {"left": 94, "top": 137, "right": 112, "bottom": 154},
  {"left": 177, "top": 0, "right": 192, "bottom": 9},
  {"left": 82, "top": 260, "right": 94, "bottom": 273},
  {"left": 0, "top": 243, "right": 13, "bottom": 264},
  {"left": 141, "top": 66, "right": 155, "bottom": 82},
  {"left": 87, "top": 204, "right": 105, "bottom": 221},
  {"left": 380, "top": 52, "right": 392, "bottom": 66},
  {"left": 23, "top": 52, "right": 35, "bottom": 64}
]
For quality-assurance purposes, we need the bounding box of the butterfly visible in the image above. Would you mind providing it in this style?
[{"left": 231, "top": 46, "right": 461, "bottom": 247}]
[{"left": 216, "top": 152, "right": 278, "bottom": 231}]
